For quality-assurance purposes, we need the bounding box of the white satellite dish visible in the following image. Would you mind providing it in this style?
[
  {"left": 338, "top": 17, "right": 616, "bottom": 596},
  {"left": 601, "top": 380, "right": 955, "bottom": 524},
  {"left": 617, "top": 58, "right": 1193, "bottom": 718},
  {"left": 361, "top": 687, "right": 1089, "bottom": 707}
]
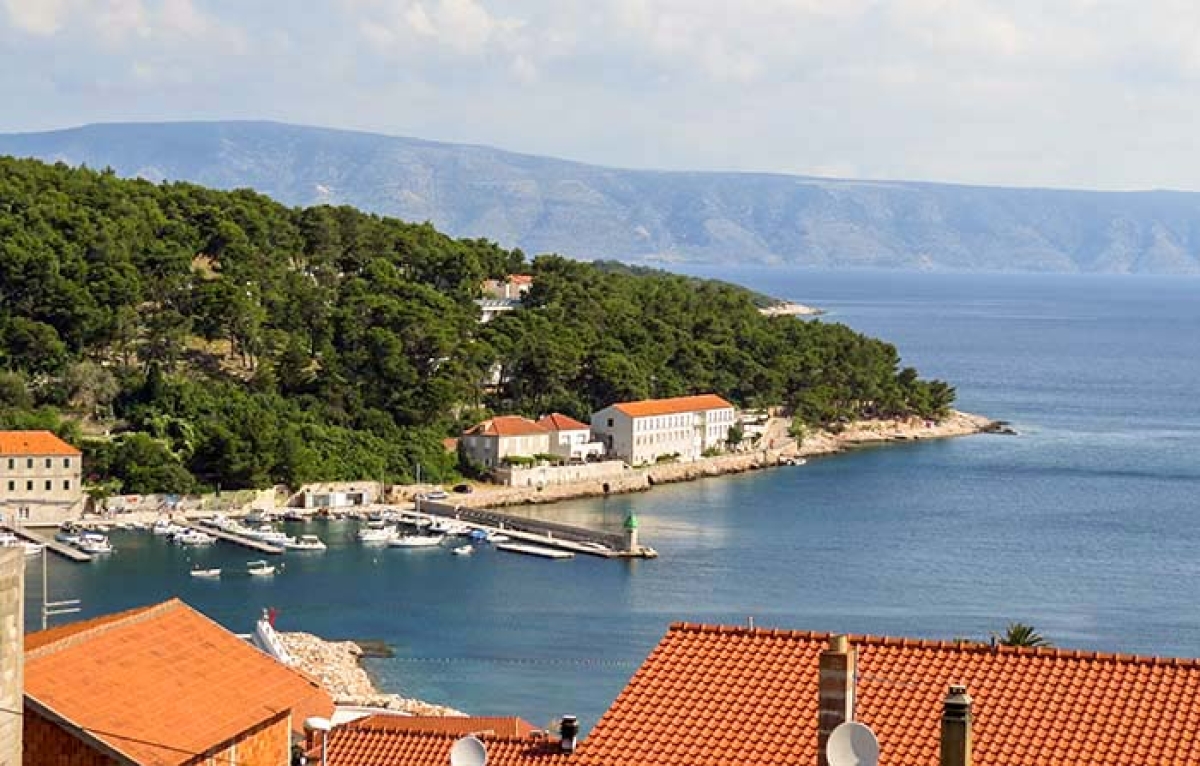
[
  {"left": 826, "top": 721, "right": 880, "bottom": 766},
  {"left": 449, "top": 734, "right": 488, "bottom": 766}
]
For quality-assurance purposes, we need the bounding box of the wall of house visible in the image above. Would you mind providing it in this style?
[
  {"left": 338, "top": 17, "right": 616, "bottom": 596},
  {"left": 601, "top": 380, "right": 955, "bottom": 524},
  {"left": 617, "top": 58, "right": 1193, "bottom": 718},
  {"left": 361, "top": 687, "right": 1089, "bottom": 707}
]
[
  {"left": 591, "top": 408, "right": 634, "bottom": 462},
  {"left": 0, "top": 549, "right": 22, "bottom": 766},
  {"left": 22, "top": 709, "right": 119, "bottom": 766},
  {"left": 0, "top": 452, "right": 84, "bottom": 526},
  {"left": 202, "top": 712, "right": 291, "bottom": 766}
]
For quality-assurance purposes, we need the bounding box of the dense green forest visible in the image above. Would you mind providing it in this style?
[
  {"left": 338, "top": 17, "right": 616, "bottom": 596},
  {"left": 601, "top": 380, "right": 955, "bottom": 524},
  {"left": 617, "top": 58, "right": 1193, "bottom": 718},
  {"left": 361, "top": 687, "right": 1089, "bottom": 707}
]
[{"left": 0, "top": 156, "right": 954, "bottom": 494}]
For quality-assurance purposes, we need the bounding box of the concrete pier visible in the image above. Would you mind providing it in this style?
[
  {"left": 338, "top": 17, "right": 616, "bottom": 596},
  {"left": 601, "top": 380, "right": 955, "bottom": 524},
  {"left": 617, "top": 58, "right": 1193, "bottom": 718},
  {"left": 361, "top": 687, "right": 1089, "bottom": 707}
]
[
  {"left": 1, "top": 526, "right": 92, "bottom": 562},
  {"left": 187, "top": 525, "right": 285, "bottom": 555},
  {"left": 415, "top": 501, "right": 657, "bottom": 558}
]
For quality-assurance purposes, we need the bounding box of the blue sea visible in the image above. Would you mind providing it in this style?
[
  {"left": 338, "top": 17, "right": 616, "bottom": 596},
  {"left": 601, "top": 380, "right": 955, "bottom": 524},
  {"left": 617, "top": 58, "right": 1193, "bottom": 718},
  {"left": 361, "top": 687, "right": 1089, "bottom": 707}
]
[{"left": 22, "top": 269, "right": 1200, "bottom": 732}]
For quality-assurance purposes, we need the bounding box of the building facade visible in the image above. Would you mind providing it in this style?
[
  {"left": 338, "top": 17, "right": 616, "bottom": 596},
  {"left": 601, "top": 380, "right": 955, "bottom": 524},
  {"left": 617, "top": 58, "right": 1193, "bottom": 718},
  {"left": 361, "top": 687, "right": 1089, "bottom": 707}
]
[
  {"left": 590, "top": 395, "right": 736, "bottom": 466},
  {"left": 0, "top": 431, "right": 83, "bottom": 526},
  {"left": 461, "top": 416, "right": 552, "bottom": 469},
  {"left": 537, "top": 413, "right": 605, "bottom": 462}
]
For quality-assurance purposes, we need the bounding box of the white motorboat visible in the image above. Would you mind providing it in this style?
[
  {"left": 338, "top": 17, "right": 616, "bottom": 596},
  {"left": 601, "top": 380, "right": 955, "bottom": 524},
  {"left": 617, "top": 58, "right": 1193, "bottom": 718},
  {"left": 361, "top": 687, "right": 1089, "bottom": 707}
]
[
  {"left": 388, "top": 534, "right": 444, "bottom": 548},
  {"left": 244, "top": 525, "right": 293, "bottom": 544},
  {"left": 451, "top": 544, "right": 474, "bottom": 556},
  {"left": 151, "top": 519, "right": 184, "bottom": 536},
  {"left": 0, "top": 532, "right": 43, "bottom": 556},
  {"left": 429, "top": 518, "right": 471, "bottom": 535},
  {"left": 175, "top": 530, "right": 215, "bottom": 546},
  {"left": 246, "top": 560, "right": 276, "bottom": 576},
  {"left": 284, "top": 534, "right": 327, "bottom": 551},
  {"left": 357, "top": 523, "right": 398, "bottom": 543},
  {"left": 55, "top": 525, "right": 82, "bottom": 544},
  {"left": 190, "top": 567, "right": 221, "bottom": 578},
  {"left": 76, "top": 535, "right": 114, "bottom": 555},
  {"left": 485, "top": 532, "right": 511, "bottom": 544}
]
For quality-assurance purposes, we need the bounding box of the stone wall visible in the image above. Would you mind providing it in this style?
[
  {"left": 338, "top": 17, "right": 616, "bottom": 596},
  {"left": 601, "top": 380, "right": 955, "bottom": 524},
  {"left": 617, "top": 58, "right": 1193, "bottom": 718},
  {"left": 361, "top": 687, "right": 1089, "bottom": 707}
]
[
  {"left": 0, "top": 548, "right": 23, "bottom": 766},
  {"left": 493, "top": 460, "right": 628, "bottom": 488}
]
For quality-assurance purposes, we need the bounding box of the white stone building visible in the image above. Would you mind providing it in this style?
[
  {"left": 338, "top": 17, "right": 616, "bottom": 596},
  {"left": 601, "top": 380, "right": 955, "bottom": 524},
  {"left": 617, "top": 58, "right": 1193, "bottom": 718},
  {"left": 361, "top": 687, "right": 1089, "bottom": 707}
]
[
  {"left": 460, "top": 416, "right": 552, "bottom": 469},
  {"left": 537, "top": 413, "right": 605, "bottom": 462},
  {"left": 590, "top": 394, "right": 737, "bottom": 466},
  {"left": 0, "top": 430, "right": 84, "bottom": 526}
]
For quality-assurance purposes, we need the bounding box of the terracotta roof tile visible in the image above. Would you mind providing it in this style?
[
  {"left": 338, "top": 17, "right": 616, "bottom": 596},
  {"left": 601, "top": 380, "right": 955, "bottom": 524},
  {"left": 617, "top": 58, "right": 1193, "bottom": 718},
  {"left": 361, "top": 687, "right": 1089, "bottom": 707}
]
[
  {"left": 317, "top": 720, "right": 569, "bottom": 766},
  {"left": 0, "top": 430, "right": 80, "bottom": 456},
  {"left": 25, "top": 598, "right": 334, "bottom": 766},
  {"left": 576, "top": 622, "right": 1200, "bottom": 766},
  {"left": 611, "top": 395, "right": 733, "bottom": 418},
  {"left": 536, "top": 413, "right": 589, "bottom": 431},
  {"left": 345, "top": 714, "right": 539, "bottom": 738},
  {"left": 464, "top": 415, "right": 549, "bottom": 437}
]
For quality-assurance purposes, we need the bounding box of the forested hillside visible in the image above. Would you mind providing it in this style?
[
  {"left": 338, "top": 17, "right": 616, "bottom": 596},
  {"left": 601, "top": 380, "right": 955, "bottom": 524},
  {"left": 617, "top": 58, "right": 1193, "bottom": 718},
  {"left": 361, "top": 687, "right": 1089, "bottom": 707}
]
[
  {"left": 4, "top": 122, "right": 1200, "bottom": 273},
  {"left": 0, "top": 157, "right": 953, "bottom": 494}
]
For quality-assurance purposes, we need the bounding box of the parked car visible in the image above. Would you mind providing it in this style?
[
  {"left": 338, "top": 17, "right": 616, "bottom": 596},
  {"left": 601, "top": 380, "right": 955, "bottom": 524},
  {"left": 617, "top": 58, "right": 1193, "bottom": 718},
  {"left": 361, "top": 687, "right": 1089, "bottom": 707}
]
[
  {"left": 452, "top": 483, "right": 473, "bottom": 494},
  {"left": 423, "top": 489, "right": 449, "bottom": 500}
]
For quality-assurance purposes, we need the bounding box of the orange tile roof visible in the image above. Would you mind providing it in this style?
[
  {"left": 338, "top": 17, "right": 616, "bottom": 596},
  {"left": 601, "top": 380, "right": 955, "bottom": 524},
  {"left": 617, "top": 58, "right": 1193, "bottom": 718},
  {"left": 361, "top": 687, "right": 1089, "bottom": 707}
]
[
  {"left": 342, "top": 714, "right": 540, "bottom": 738},
  {"left": 317, "top": 722, "right": 569, "bottom": 766},
  {"left": 0, "top": 430, "right": 80, "bottom": 456},
  {"left": 611, "top": 394, "right": 733, "bottom": 418},
  {"left": 577, "top": 623, "right": 1200, "bottom": 766},
  {"left": 25, "top": 599, "right": 334, "bottom": 766},
  {"left": 464, "top": 415, "right": 549, "bottom": 438},
  {"left": 509, "top": 274, "right": 534, "bottom": 286},
  {"left": 537, "top": 413, "right": 589, "bottom": 431}
]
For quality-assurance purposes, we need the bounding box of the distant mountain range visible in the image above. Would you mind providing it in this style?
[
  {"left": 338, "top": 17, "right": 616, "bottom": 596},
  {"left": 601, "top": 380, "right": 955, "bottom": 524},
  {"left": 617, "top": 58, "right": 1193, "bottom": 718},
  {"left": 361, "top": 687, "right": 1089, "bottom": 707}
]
[{"left": 3, "top": 120, "right": 1199, "bottom": 273}]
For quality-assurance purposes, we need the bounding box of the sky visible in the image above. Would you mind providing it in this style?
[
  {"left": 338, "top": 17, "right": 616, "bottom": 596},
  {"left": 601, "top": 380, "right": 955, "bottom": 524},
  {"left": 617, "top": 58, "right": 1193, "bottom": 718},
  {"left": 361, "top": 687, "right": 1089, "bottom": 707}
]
[{"left": 1, "top": 0, "right": 1199, "bottom": 191}]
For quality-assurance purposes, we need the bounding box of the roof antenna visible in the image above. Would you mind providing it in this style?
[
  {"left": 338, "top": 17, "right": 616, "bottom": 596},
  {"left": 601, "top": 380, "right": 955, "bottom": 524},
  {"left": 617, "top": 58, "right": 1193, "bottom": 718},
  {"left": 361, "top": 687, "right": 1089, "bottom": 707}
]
[{"left": 748, "top": 616, "right": 755, "bottom": 629}]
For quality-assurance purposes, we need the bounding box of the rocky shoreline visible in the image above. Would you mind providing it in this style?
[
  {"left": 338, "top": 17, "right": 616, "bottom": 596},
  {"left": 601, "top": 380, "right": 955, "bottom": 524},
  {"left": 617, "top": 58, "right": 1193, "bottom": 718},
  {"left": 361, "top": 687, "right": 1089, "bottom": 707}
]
[
  {"left": 442, "top": 410, "right": 1001, "bottom": 509},
  {"left": 278, "top": 630, "right": 464, "bottom": 716}
]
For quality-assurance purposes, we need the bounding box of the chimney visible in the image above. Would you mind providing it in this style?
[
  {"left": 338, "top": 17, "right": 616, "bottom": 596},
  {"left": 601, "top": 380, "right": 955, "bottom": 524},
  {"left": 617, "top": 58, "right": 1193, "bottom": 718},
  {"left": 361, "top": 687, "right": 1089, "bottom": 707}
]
[
  {"left": 940, "top": 684, "right": 973, "bottom": 766},
  {"left": 817, "top": 635, "right": 856, "bottom": 766},
  {"left": 0, "top": 548, "right": 24, "bottom": 766},
  {"left": 559, "top": 715, "right": 579, "bottom": 753}
]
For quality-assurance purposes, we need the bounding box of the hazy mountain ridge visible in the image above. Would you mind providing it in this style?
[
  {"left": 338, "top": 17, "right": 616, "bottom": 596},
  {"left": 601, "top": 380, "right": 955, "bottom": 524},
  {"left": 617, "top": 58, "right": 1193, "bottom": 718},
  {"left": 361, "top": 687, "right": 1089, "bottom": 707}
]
[{"left": 3, "top": 120, "right": 1199, "bottom": 274}]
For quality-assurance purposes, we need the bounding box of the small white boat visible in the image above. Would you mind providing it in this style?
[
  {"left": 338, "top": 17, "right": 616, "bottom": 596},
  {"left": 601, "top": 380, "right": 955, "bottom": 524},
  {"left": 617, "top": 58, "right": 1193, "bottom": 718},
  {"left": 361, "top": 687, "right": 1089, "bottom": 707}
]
[
  {"left": 76, "top": 536, "right": 114, "bottom": 555},
  {"left": 451, "top": 544, "right": 474, "bottom": 556},
  {"left": 151, "top": 519, "right": 183, "bottom": 536},
  {"left": 190, "top": 567, "right": 221, "bottom": 578},
  {"left": 485, "top": 532, "right": 511, "bottom": 544},
  {"left": 247, "top": 560, "right": 276, "bottom": 576},
  {"left": 244, "top": 526, "right": 293, "bottom": 544},
  {"left": 284, "top": 534, "right": 327, "bottom": 551},
  {"left": 429, "top": 518, "right": 471, "bottom": 535},
  {"left": 357, "top": 524, "right": 398, "bottom": 543},
  {"left": 55, "top": 525, "right": 82, "bottom": 544},
  {"left": 175, "top": 530, "right": 215, "bottom": 546},
  {"left": 388, "top": 534, "right": 444, "bottom": 548}
]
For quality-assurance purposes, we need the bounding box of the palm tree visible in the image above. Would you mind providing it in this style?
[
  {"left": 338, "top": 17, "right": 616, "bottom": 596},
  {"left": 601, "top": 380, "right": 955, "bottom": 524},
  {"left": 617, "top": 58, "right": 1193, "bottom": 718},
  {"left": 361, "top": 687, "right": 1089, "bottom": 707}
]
[{"left": 997, "top": 622, "right": 1050, "bottom": 647}]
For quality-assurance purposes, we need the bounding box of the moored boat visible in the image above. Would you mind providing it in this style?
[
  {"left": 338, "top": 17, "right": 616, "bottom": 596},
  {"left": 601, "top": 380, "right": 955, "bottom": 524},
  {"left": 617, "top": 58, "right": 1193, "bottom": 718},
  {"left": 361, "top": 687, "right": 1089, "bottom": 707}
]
[
  {"left": 246, "top": 560, "right": 276, "bottom": 576},
  {"left": 284, "top": 534, "right": 327, "bottom": 551},
  {"left": 387, "top": 534, "right": 443, "bottom": 548},
  {"left": 190, "top": 567, "right": 221, "bottom": 578},
  {"left": 451, "top": 544, "right": 474, "bottom": 556}
]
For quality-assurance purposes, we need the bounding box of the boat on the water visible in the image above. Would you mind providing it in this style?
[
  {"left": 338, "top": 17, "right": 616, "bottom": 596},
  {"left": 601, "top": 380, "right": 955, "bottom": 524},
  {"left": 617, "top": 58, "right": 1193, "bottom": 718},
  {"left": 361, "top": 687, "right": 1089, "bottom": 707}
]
[
  {"left": 76, "top": 534, "right": 114, "bottom": 555},
  {"left": 451, "top": 544, "right": 474, "bottom": 556},
  {"left": 174, "top": 530, "right": 215, "bottom": 546},
  {"left": 284, "top": 534, "right": 327, "bottom": 551},
  {"left": 247, "top": 560, "right": 276, "bottom": 576},
  {"left": 190, "top": 567, "right": 221, "bottom": 578},
  {"left": 388, "top": 534, "right": 443, "bottom": 548},
  {"left": 357, "top": 522, "right": 398, "bottom": 543}
]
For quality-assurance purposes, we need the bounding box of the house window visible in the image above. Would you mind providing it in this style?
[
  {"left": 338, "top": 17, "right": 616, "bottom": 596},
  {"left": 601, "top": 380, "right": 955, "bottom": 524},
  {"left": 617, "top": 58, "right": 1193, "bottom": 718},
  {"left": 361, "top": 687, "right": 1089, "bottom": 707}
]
[
  {"left": 26, "top": 458, "right": 33, "bottom": 469},
  {"left": 607, "top": 418, "right": 614, "bottom": 427},
  {"left": 64, "top": 458, "right": 71, "bottom": 468},
  {"left": 63, "top": 480, "right": 70, "bottom": 491},
  {"left": 45, "top": 457, "right": 52, "bottom": 469},
  {"left": 45, "top": 480, "right": 52, "bottom": 491},
  {"left": 25, "top": 480, "right": 32, "bottom": 491}
]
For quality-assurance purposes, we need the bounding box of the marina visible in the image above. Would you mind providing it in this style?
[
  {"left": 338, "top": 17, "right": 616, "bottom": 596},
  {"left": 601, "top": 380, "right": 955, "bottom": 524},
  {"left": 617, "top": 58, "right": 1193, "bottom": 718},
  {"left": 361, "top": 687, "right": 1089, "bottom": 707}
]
[{"left": 2, "top": 525, "right": 92, "bottom": 562}]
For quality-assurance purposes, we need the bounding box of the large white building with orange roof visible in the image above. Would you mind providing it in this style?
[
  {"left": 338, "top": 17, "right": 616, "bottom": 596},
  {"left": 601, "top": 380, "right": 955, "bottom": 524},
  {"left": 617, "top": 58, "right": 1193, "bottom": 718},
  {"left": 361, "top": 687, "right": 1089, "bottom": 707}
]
[
  {"left": 590, "top": 394, "right": 735, "bottom": 466},
  {"left": 0, "top": 430, "right": 83, "bottom": 526}
]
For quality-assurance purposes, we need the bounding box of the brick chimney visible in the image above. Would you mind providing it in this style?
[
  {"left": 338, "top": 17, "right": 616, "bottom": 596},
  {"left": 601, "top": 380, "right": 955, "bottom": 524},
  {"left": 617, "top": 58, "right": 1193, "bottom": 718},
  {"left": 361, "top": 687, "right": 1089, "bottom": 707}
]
[
  {"left": 817, "top": 634, "right": 856, "bottom": 766},
  {"left": 940, "top": 684, "right": 973, "bottom": 766},
  {"left": 0, "top": 548, "right": 24, "bottom": 766}
]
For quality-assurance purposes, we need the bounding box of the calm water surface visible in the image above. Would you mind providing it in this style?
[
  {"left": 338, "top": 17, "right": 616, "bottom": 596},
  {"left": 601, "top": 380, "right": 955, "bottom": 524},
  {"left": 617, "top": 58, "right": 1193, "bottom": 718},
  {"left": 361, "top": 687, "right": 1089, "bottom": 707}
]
[{"left": 23, "top": 270, "right": 1200, "bottom": 730}]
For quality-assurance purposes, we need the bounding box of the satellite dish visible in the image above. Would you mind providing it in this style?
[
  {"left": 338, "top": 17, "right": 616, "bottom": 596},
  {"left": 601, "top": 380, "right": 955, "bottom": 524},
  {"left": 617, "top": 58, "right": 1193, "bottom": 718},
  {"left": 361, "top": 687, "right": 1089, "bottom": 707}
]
[
  {"left": 826, "top": 721, "right": 880, "bottom": 766},
  {"left": 449, "top": 734, "right": 488, "bottom": 766}
]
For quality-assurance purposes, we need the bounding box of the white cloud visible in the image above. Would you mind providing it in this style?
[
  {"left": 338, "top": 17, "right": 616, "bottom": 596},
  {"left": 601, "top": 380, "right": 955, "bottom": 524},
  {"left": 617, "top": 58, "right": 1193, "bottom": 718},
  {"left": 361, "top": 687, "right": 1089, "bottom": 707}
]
[{"left": 3, "top": 0, "right": 72, "bottom": 35}]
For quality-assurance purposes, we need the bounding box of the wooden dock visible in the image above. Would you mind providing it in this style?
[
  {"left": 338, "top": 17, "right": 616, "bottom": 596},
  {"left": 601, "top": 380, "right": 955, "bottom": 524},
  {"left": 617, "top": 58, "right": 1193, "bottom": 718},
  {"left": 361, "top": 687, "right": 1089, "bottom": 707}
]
[
  {"left": 1, "top": 525, "right": 93, "bottom": 562},
  {"left": 187, "top": 525, "right": 285, "bottom": 554}
]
